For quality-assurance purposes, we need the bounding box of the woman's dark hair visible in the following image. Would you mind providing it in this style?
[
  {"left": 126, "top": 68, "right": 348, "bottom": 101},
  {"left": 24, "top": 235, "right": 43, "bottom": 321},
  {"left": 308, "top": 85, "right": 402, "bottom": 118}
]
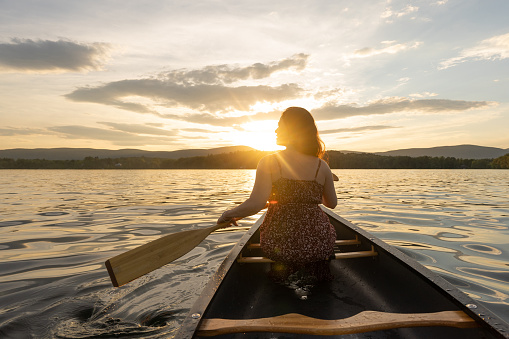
[{"left": 279, "top": 107, "right": 326, "bottom": 159}]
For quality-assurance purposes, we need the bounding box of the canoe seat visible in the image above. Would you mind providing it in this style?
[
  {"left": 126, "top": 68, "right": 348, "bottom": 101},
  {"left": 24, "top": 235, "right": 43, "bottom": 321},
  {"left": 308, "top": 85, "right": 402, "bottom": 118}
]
[
  {"left": 197, "top": 310, "right": 479, "bottom": 336},
  {"left": 238, "top": 245, "right": 377, "bottom": 263},
  {"left": 246, "top": 236, "right": 361, "bottom": 250}
]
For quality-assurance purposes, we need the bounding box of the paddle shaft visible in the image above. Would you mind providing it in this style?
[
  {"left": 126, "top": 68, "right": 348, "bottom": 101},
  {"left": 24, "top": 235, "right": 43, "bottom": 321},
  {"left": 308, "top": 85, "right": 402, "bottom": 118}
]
[{"left": 105, "top": 221, "right": 233, "bottom": 287}]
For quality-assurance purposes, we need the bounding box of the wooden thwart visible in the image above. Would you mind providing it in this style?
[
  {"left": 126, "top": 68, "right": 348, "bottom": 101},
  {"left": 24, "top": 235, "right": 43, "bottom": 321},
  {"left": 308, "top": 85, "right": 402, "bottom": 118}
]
[
  {"left": 197, "top": 310, "right": 479, "bottom": 336},
  {"left": 247, "top": 236, "right": 361, "bottom": 250},
  {"left": 238, "top": 245, "right": 377, "bottom": 263}
]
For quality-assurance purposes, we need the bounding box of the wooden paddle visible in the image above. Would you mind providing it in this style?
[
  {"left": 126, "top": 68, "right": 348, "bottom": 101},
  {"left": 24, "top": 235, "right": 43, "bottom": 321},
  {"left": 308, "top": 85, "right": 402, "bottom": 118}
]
[{"left": 105, "top": 220, "right": 235, "bottom": 287}]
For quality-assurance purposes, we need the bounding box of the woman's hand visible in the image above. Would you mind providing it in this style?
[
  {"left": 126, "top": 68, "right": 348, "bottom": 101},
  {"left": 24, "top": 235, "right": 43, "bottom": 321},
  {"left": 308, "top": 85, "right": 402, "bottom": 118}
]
[{"left": 217, "top": 211, "right": 238, "bottom": 227}]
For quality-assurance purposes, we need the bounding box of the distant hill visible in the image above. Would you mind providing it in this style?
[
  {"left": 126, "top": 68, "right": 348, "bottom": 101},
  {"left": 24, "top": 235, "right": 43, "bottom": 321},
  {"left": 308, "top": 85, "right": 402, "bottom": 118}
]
[
  {"left": 375, "top": 145, "right": 508, "bottom": 159},
  {"left": 0, "top": 146, "right": 255, "bottom": 160},
  {"left": 1, "top": 144, "right": 507, "bottom": 161}
]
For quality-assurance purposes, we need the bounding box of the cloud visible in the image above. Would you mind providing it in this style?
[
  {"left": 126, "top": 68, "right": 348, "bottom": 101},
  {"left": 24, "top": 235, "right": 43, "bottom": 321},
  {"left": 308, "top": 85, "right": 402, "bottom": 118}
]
[
  {"left": 0, "top": 38, "right": 112, "bottom": 73},
  {"left": 439, "top": 32, "right": 509, "bottom": 69},
  {"left": 98, "top": 122, "right": 177, "bottom": 136},
  {"left": 381, "top": 4, "right": 419, "bottom": 21},
  {"left": 1, "top": 123, "right": 184, "bottom": 146},
  {"left": 48, "top": 125, "right": 179, "bottom": 146},
  {"left": 162, "top": 53, "right": 309, "bottom": 85},
  {"left": 353, "top": 41, "right": 422, "bottom": 58},
  {"left": 66, "top": 80, "right": 302, "bottom": 114},
  {"left": 0, "top": 127, "right": 48, "bottom": 136},
  {"left": 181, "top": 128, "right": 221, "bottom": 133},
  {"left": 65, "top": 54, "right": 307, "bottom": 115},
  {"left": 313, "top": 97, "right": 492, "bottom": 120},
  {"left": 158, "top": 109, "right": 282, "bottom": 127},
  {"left": 321, "top": 125, "right": 398, "bottom": 134},
  {"left": 409, "top": 92, "right": 439, "bottom": 98}
]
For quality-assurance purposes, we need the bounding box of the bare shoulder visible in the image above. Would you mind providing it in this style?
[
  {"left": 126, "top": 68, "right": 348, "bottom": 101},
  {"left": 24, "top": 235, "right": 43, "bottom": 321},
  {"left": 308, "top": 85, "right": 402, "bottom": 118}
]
[
  {"left": 319, "top": 158, "right": 332, "bottom": 172},
  {"left": 316, "top": 158, "right": 333, "bottom": 182},
  {"left": 258, "top": 153, "right": 280, "bottom": 172}
]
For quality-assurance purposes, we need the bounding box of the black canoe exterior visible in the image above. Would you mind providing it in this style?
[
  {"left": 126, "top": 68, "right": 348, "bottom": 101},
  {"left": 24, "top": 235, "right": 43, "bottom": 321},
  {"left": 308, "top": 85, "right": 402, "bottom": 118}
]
[{"left": 175, "top": 208, "right": 509, "bottom": 338}]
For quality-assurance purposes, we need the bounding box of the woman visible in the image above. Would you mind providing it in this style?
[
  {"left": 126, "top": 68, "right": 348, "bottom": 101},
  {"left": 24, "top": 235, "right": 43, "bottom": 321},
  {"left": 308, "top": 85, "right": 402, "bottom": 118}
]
[{"left": 217, "top": 107, "right": 337, "bottom": 281}]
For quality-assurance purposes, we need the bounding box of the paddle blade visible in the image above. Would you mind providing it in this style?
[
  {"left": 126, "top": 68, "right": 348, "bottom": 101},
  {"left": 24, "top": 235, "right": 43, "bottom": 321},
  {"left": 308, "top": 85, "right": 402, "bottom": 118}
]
[{"left": 105, "top": 223, "right": 224, "bottom": 287}]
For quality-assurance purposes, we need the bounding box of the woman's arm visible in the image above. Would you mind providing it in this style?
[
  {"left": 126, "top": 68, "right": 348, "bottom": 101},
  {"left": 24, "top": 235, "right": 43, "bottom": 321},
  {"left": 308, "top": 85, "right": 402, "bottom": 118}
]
[
  {"left": 217, "top": 156, "right": 273, "bottom": 225},
  {"left": 321, "top": 162, "right": 337, "bottom": 209}
]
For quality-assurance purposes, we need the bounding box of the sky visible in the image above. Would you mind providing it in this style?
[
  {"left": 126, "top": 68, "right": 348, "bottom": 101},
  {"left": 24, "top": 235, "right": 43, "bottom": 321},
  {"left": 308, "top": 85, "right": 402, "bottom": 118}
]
[{"left": 1, "top": 0, "right": 508, "bottom": 153}]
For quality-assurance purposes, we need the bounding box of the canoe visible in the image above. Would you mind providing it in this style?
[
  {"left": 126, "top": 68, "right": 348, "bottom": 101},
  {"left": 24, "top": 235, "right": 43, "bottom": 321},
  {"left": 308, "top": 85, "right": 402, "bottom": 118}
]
[{"left": 175, "top": 208, "right": 509, "bottom": 338}]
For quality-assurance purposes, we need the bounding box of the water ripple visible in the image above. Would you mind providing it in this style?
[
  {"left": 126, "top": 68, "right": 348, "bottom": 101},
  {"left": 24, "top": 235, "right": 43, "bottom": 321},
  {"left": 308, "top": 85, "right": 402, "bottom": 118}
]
[{"left": 0, "top": 169, "right": 507, "bottom": 338}]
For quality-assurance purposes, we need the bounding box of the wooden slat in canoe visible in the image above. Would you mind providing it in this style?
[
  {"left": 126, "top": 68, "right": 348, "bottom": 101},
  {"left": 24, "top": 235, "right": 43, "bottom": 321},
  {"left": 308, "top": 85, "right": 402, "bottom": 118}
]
[
  {"left": 197, "top": 310, "right": 479, "bottom": 336},
  {"left": 237, "top": 246, "right": 378, "bottom": 263},
  {"left": 246, "top": 237, "right": 361, "bottom": 249}
]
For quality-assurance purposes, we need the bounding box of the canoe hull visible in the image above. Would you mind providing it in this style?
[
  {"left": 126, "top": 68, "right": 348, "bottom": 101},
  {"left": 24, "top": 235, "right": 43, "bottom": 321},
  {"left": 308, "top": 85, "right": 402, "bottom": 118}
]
[{"left": 176, "top": 208, "right": 509, "bottom": 338}]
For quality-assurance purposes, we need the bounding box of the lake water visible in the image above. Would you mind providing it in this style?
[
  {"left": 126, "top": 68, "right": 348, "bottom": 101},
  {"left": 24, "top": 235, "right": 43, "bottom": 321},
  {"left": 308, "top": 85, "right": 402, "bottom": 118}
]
[{"left": 0, "top": 169, "right": 508, "bottom": 338}]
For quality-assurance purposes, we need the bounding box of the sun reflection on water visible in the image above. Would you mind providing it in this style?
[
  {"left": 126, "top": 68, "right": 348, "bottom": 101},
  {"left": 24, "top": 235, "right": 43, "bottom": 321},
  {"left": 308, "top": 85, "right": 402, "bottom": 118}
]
[{"left": 0, "top": 168, "right": 508, "bottom": 337}]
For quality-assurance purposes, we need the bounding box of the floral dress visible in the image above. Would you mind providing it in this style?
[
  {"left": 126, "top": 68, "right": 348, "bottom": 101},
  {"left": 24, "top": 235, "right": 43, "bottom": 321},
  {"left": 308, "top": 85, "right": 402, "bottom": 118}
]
[{"left": 260, "top": 156, "right": 336, "bottom": 281}]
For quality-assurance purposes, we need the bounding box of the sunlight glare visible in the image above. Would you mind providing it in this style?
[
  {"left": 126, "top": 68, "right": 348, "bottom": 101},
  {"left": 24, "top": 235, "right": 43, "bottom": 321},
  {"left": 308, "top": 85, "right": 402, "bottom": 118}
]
[
  {"left": 250, "top": 101, "right": 278, "bottom": 113},
  {"left": 237, "top": 120, "right": 284, "bottom": 151}
]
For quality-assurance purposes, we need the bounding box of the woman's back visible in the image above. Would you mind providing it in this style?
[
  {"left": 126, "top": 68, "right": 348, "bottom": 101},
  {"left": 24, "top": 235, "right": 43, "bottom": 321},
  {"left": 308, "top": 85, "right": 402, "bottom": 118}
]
[
  {"left": 271, "top": 150, "right": 327, "bottom": 185},
  {"left": 216, "top": 107, "right": 337, "bottom": 281},
  {"left": 260, "top": 151, "right": 336, "bottom": 269},
  {"left": 269, "top": 152, "right": 324, "bottom": 205}
]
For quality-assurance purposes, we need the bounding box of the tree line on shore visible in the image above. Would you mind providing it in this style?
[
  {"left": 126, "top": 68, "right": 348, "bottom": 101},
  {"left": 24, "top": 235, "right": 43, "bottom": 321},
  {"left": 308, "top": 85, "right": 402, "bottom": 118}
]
[{"left": 1, "top": 150, "right": 508, "bottom": 169}]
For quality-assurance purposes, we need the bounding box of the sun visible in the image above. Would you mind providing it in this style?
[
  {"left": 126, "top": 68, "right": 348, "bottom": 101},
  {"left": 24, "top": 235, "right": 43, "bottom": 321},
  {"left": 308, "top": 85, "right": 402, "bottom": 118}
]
[{"left": 234, "top": 120, "right": 284, "bottom": 151}]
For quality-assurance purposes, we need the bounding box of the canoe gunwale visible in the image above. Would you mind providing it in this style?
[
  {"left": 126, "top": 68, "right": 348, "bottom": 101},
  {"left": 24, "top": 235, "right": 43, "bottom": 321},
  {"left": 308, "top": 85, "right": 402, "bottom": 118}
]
[
  {"left": 320, "top": 208, "right": 509, "bottom": 338},
  {"left": 176, "top": 214, "right": 266, "bottom": 338},
  {"left": 321, "top": 208, "right": 509, "bottom": 338},
  {"left": 175, "top": 208, "right": 509, "bottom": 338}
]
